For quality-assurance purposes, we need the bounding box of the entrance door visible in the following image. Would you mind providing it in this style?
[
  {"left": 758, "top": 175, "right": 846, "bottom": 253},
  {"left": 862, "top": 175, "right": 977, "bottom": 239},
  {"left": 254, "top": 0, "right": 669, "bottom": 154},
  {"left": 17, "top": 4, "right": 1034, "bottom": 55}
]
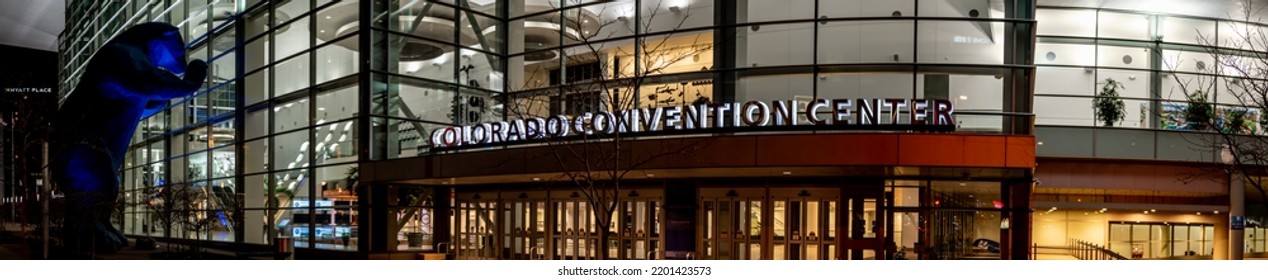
[
  {"left": 699, "top": 188, "right": 764, "bottom": 260},
  {"left": 841, "top": 186, "right": 888, "bottom": 259},
  {"left": 505, "top": 192, "right": 548, "bottom": 260},
  {"left": 770, "top": 188, "right": 839, "bottom": 260}
]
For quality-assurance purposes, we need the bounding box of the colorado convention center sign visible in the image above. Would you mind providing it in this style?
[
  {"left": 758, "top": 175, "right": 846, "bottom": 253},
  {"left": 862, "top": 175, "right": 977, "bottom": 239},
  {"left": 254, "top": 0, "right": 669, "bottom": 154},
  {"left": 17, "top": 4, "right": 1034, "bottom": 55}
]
[{"left": 431, "top": 98, "right": 955, "bottom": 149}]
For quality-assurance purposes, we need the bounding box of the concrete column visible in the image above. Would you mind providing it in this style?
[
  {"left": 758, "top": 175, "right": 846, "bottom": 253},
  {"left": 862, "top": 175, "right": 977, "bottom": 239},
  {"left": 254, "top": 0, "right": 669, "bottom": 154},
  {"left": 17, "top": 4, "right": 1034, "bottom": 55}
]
[
  {"left": 1231, "top": 171, "right": 1245, "bottom": 260},
  {"left": 1215, "top": 210, "right": 1229, "bottom": 259}
]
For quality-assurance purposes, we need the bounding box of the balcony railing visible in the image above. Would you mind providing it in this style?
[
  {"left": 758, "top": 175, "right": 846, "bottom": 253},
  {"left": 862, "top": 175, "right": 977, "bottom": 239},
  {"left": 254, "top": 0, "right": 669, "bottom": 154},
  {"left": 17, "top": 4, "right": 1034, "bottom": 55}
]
[{"left": 1068, "top": 239, "right": 1128, "bottom": 260}]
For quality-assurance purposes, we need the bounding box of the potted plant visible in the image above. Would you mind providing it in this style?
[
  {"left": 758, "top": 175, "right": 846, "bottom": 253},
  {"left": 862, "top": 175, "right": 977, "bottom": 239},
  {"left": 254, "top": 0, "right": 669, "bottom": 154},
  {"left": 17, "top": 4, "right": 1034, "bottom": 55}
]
[
  {"left": 1184, "top": 90, "right": 1213, "bottom": 131},
  {"left": 406, "top": 228, "right": 425, "bottom": 247},
  {"left": 1094, "top": 78, "right": 1127, "bottom": 127}
]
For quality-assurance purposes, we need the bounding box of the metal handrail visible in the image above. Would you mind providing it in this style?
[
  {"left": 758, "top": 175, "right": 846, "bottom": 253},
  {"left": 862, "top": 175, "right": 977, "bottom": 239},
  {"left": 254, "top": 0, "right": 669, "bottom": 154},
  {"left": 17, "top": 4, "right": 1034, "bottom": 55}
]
[
  {"left": 437, "top": 242, "right": 450, "bottom": 254},
  {"left": 1068, "top": 239, "right": 1128, "bottom": 260}
]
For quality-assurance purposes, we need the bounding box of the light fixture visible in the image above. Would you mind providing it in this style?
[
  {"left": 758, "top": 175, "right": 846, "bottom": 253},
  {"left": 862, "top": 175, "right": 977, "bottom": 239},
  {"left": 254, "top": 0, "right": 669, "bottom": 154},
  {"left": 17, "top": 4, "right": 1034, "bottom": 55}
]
[
  {"left": 531, "top": 177, "right": 541, "bottom": 182},
  {"left": 959, "top": 95, "right": 968, "bottom": 100},
  {"left": 325, "top": 16, "right": 331, "bottom": 19},
  {"left": 1150, "top": 209, "right": 1156, "bottom": 212},
  {"left": 646, "top": 173, "right": 655, "bottom": 178},
  {"left": 1214, "top": 210, "right": 1220, "bottom": 214},
  {"left": 1037, "top": 141, "right": 1044, "bottom": 146},
  {"left": 782, "top": 171, "right": 792, "bottom": 175},
  {"left": 318, "top": 107, "right": 326, "bottom": 111},
  {"left": 320, "top": 30, "right": 325, "bottom": 33}
]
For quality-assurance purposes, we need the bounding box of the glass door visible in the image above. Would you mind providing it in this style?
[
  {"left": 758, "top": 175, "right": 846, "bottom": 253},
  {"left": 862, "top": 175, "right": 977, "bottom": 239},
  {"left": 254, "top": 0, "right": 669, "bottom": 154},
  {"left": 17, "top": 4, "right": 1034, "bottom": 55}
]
[
  {"left": 616, "top": 189, "right": 664, "bottom": 259},
  {"left": 455, "top": 192, "right": 499, "bottom": 260},
  {"left": 771, "top": 189, "right": 839, "bottom": 260},
  {"left": 552, "top": 192, "right": 596, "bottom": 260},
  {"left": 700, "top": 188, "right": 764, "bottom": 260},
  {"left": 507, "top": 192, "right": 548, "bottom": 260},
  {"left": 842, "top": 186, "right": 887, "bottom": 260}
]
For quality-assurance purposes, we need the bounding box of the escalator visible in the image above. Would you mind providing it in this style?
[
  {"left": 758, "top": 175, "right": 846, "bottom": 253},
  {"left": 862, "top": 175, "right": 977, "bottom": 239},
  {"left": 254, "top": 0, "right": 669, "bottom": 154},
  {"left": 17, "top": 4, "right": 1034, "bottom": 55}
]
[{"left": 205, "top": 183, "right": 236, "bottom": 237}]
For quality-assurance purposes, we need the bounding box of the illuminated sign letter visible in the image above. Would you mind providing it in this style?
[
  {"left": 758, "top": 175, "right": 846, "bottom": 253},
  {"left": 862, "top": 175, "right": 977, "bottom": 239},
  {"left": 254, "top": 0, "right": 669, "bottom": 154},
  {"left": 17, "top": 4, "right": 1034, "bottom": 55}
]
[
  {"left": 909, "top": 99, "right": 928, "bottom": 125},
  {"left": 884, "top": 98, "right": 908, "bottom": 125},
  {"left": 573, "top": 113, "right": 593, "bottom": 135},
  {"left": 857, "top": 98, "right": 879, "bottom": 125},
  {"left": 526, "top": 117, "right": 547, "bottom": 139},
  {"left": 832, "top": 99, "right": 853, "bottom": 125},
  {"left": 593, "top": 111, "right": 617, "bottom": 135},
  {"left": 807, "top": 99, "right": 829, "bottom": 125},
  {"left": 742, "top": 100, "right": 769, "bottom": 127},
  {"left": 639, "top": 107, "right": 664, "bottom": 132},
  {"left": 547, "top": 115, "right": 571, "bottom": 137},
  {"left": 663, "top": 106, "right": 682, "bottom": 130},
  {"left": 774, "top": 99, "right": 797, "bottom": 126},
  {"left": 507, "top": 119, "right": 526, "bottom": 141},
  {"left": 431, "top": 128, "right": 446, "bottom": 147},
  {"left": 712, "top": 103, "right": 735, "bottom": 128},
  {"left": 490, "top": 121, "right": 508, "bottom": 143},
  {"left": 618, "top": 110, "right": 639, "bottom": 133},
  {"left": 933, "top": 99, "right": 954, "bottom": 125},
  {"left": 684, "top": 104, "right": 707, "bottom": 130}
]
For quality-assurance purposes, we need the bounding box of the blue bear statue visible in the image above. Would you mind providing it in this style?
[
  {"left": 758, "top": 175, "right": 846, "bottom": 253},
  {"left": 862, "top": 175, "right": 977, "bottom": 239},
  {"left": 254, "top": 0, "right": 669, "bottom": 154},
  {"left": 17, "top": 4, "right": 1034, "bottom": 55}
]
[{"left": 52, "top": 22, "right": 206, "bottom": 254}]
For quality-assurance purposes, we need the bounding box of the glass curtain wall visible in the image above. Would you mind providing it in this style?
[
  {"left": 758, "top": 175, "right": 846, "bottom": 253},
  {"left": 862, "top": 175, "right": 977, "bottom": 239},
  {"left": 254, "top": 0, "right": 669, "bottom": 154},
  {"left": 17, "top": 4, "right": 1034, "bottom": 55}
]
[
  {"left": 369, "top": 0, "right": 508, "bottom": 159},
  {"left": 1035, "top": 5, "right": 1268, "bottom": 133},
  {"left": 94, "top": 0, "right": 363, "bottom": 251}
]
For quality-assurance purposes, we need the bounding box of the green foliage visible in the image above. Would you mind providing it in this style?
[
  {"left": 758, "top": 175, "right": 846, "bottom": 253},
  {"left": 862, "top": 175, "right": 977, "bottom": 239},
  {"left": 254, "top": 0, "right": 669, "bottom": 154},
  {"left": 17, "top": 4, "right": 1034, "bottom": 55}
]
[
  {"left": 1185, "top": 90, "right": 1214, "bottom": 131},
  {"left": 1094, "top": 78, "right": 1127, "bottom": 127}
]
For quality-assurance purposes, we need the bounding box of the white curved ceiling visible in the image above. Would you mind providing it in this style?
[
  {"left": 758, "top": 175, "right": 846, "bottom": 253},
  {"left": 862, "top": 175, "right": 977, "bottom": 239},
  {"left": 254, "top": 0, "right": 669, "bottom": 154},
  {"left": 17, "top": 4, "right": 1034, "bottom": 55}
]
[{"left": 0, "top": 0, "right": 64, "bottom": 52}]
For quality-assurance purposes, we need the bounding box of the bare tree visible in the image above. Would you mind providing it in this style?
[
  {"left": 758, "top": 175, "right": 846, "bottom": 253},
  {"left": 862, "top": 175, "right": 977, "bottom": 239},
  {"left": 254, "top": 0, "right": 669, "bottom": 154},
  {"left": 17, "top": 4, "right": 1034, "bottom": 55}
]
[
  {"left": 1164, "top": 0, "right": 1268, "bottom": 221},
  {"left": 494, "top": 1, "right": 714, "bottom": 260}
]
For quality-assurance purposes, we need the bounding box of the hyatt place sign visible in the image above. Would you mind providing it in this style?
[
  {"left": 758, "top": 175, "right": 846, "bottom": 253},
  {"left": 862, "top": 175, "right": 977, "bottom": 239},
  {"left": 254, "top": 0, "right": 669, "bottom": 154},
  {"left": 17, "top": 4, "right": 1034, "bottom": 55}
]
[{"left": 431, "top": 98, "right": 955, "bottom": 149}]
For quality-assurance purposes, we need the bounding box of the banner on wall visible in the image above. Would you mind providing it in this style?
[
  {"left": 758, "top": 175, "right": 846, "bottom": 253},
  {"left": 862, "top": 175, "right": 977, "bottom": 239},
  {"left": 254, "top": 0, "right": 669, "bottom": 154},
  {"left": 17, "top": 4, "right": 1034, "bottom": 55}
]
[{"left": 1159, "top": 102, "right": 1262, "bottom": 135}]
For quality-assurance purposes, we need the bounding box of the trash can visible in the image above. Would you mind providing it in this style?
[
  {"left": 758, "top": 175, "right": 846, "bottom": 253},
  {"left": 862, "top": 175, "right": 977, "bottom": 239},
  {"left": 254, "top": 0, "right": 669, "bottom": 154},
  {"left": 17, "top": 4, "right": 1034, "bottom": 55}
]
[{"left": 275, "top": 236, "right": 293, "bottom": 260}]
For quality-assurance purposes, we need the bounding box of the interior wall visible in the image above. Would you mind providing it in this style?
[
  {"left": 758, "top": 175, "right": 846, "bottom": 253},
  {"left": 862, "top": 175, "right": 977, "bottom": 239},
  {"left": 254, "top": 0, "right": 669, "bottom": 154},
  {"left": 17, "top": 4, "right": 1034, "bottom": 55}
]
[{"left": 1033, "top": 210, "right": 1219, "bottom": 247}]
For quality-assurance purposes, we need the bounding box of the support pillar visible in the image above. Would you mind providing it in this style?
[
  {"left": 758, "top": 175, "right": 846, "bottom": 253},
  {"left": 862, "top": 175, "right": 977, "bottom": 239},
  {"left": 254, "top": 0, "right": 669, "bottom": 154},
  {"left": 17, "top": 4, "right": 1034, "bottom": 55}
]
[
  {"left": 433, "top": 186, "right": 452, "bottom": 254},
  {"left": 1005, "top": 180, "right": 1032, "bottom": 260},
  {"left": 1231, "top": 171, "right": 1245, "bottom": 260}
]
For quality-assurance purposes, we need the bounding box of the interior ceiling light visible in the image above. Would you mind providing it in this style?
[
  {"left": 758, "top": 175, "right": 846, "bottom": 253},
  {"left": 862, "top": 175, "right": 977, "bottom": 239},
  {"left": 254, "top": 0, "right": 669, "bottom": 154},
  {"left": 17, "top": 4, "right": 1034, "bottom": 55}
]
[{"left": 316, "top": 1, "right": 497, "bottom": 62}]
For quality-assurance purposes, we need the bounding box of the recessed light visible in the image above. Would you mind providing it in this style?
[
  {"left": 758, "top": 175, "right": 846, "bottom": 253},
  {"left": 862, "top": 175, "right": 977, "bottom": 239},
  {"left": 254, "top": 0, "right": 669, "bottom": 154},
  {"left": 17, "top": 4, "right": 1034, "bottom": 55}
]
[
  {"left": 1214, "top": 210, "right": 1219, "bottom": 214},
  {"left": 531, "top": 177, "right": 540, "bottom": 181},
  {"left": 326, "top": 16, "right": 332, "bottom": 19},
  {"left": 1037, "top": 141, "right": 1044, "bottom": 145},
  {"left": 646, "top": 173, "right": 655, "bottom": 177},
  {"left": 320, "top": 30, "right": 325, "bottom": 33},
  {"left": 782, "top": 171, "right": 791, "bottom": 175},
  {"left": 1150, "top": 209, "right": 1156, "bottom": 212}
]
